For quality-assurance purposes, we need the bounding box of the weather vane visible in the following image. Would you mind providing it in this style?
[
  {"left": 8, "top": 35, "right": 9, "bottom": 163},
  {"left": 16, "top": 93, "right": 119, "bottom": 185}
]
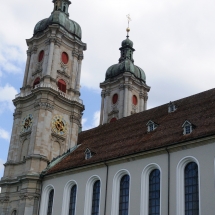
[{"left": 126, "top": 14, "right": 132, "bottom": 37}]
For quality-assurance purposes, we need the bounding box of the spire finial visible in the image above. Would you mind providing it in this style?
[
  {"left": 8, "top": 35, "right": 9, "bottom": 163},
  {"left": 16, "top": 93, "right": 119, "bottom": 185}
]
[{"left": 126, "top": 14, "right": 132, "bottom": 38}]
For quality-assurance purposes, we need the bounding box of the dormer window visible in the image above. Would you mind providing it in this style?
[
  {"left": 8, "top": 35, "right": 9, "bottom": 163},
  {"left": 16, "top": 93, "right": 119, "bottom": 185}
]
[
  {"left": 168, "top": 101, "right": 176, "bottom": 113},
  {"left": 182, "top": 120, "right": 193, "bottom": 135},
  {"left": 85, "top": 148, "right": 92, "bottom": 160},
  {"left": 146, "top": 120, "right": 158, "bottom": 132}
]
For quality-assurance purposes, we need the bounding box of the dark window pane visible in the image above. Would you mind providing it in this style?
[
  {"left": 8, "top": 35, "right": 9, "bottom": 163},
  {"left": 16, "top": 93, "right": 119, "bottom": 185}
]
[
  {"left": 149, "top": 169, "right": 160, "bottom": 215},
  {"left": 47, "top": 189, "right": 54, "bottom": 215},
  {"left": 119, "top": 175, "right": 130, "bottom": 215},
  {"left": 91, "top": 180, "right": 101, "bottom": 215},
  {"left": 69, "top": 185, "right": 77, "bottom": 215},
  {"left": 184, "top": 162, "right": 199, "bottom": 215}
]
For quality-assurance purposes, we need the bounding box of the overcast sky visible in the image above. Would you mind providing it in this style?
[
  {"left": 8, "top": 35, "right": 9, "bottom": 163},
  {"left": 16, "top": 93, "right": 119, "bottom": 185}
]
[{"left": 0, "top": 0, "right": 215, "bottom": 179}]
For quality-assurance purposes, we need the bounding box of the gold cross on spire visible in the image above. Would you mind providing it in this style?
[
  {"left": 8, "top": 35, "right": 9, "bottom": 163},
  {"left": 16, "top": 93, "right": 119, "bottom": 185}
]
[{"left": 126, "top": 14, "right": 132, "bottom": 37}]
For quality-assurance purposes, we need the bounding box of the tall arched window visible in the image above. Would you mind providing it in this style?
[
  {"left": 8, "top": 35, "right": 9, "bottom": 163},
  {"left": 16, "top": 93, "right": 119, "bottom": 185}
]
[
  {"left": 47, "top": 189, "right": 54, "bottom": 215},
  {"left": 12, "top": 210, "right": 17, "bottom": 215},
  {"left": 184, "top": 162, "right": 199, "bottom": 215},
  {"left": 58, "top": 79, "right": 66, "bottom": 93},
  {"left": 119, "top": 175, "right": 130, "bottom": 215},
  {"left": 33, "top": 77, "right": 40, "bottom": 88},
  {"left": 149, "top": 169, "right": 160, "bottom": 215},
  {"left": 69, "top": 185, "right": 77, "bottom": 215},
  {"left": 91, "top": 180, "right": 101, "bottom": 215}
]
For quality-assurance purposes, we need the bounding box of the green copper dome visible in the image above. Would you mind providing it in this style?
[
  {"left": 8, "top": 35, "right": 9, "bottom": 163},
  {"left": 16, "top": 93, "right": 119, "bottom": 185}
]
[
  {"left": 105, "top": 37, "right": 146, "bottom": 82},
  {"left": 106, "top": 59, "right": 146, "bottom": 82},
  {"left": 121, "top": 37, "right": 133, "bottom": 48},
  {"left": 34, "top": 11, "right": 82, "bottom": 39}
]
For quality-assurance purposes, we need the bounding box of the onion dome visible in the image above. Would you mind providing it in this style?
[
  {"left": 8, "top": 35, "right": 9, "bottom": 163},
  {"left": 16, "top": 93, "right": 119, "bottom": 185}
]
[
  {"left": 34, "top": 0, "right": 82, "bottom": 39},
  {"left": 105, "top": 36, "right": 146, "bottom": 82}
]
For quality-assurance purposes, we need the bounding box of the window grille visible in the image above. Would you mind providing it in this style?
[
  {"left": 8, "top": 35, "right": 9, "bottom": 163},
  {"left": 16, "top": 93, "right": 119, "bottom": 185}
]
[
  {"left": 91, "top": 180, "right": 101, "bottom": 215},
  {"left": 185, "top": 125, "right": 191, "bottom": 134},
  {"left": 119, "top": 175, "right": 130, "bottom": 215},
  {"left": 69, "top": 185, "right": 77, "bottom": 215},
  {"left": 149, "top": 169, "right": 160, "bottom": 215},
  {"left": 184, "top": 162, "right": 199, "bottom": 215},
  {"left": 47, "top": 189, "right": 54, "bottom": 215}
]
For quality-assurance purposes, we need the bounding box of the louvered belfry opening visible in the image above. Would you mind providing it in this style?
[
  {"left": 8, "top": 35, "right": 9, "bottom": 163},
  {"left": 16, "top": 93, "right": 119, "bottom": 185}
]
[{"left": 58, "top": 79, "right": 66, "bottom": 93}]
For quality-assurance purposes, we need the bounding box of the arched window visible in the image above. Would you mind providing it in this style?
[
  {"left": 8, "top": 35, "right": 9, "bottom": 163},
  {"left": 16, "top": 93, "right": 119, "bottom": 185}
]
[
  {"left": 12, "top": 210, "right": 17, "bottom": 215},
  {"left": 47, "top": 189, "right": 54, "bottom": 215},
  {"left": 38, "top": 50, "right": 44, "bottom": 62},
  {"left": 58, "top": 79, "right": 66, "bottom": 93},
  {"left": 132, "top": 95, "right": 138, "bottom": 105},
  {"left": 110, "top": 118, "right": 117, "bottom": 123},
  {"left": 119, "top": 175, "right": 130, "bottom": 215},
  {"left": 33, "top": 77, "right": 40, "bottom": 88},
  {"left": 69, "top": 185, "right": 77, "bottom": 215},
  {"left": 63, "top": 5, "right": 66, "bottom": 12},
  {"left": 184, "top": 162, "right": 199, "bottom": 215},
  {"left": 91, "top": 180, "right": 101, "bottom": 215},
  {"left": 149, "top": 169, "right": 160, "bottom": 215}
]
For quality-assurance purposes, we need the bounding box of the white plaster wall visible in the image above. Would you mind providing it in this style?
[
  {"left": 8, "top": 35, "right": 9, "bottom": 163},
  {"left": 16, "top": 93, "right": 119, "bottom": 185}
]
[{"left": 41, "top": 141, "right": 215, "bottom": 215}]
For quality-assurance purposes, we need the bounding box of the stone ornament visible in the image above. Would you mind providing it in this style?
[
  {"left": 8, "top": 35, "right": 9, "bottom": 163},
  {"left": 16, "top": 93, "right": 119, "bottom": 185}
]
[
  {"left": 20, "top": 114, "right": 33, "bottom": 133},
  {"left": 51, "top": 115, "right": 67, "bottom": 136}
]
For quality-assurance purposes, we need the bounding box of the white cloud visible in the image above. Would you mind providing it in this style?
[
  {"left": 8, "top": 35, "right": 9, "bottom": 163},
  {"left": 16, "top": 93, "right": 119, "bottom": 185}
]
[
  {"left": 0, "top": 128, "right": 10, "bottom": 141},
  {"left": 0, "top": 84, "right": 18, "bottom": 113},
  {"left": 82, "top": 111, "right": 100, "bottom": 131},
  {"left": 0, "top": 0, "right": 215, "bottom": 108},
  {"left": 92, "top": 111, "right": 100, "bottom": 127}
]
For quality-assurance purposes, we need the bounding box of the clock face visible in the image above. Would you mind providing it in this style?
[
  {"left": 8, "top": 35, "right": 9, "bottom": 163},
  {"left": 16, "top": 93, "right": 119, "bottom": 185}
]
[
  {"left": 51, "top": 115, "right": 67, "bottom": 136},
  {"left": 21, "top": 114, "right": 33, "bottom": 133}
]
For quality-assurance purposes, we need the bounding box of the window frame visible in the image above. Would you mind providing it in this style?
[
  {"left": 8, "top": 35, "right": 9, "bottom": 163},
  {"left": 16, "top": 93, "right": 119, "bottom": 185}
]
[
  {"left": 61, "top": 180, "right": 78, "bottom": 215},
  {"left": 111, "top": 169, "right": 131, "bottom": 215},
  {"left": 176, "top": 156, "right": 201, "bottom": 215},
  {"left": 39, "top": 185, "right": 55, "bottom": 215},
  {"left": 141, "top": 164, "right": 162, "bottom": 215},
  {"left": 84, "top": 176, "right": 102, "bottom": 215}
]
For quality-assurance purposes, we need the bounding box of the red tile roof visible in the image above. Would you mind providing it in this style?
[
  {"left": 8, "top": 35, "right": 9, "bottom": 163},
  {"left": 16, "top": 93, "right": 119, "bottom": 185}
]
[{"left": 45, "top": 88, "right": 215, "bottom": 176}]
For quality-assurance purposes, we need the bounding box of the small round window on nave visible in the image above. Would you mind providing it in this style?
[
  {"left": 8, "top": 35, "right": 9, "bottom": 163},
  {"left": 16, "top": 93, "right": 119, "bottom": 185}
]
[
  {"left": 133, "top": 95, "right": 138, "bottom": 105},
  {"left": 62, "top": 52, "right": 69, "bottom": 64},
  {"left": 112, "top": 94, "right": 118, "bottom": 104},
  {"left": 38, "top": 50, "right": 44, "bottom": 62}
]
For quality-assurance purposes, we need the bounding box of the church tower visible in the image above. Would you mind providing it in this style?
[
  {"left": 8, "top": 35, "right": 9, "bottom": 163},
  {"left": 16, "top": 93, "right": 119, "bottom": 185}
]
[
  {"left": 0, "top": 1, "right": 86, "bottom": 214},
  {"left": 100, "top": 30, "right": 150, "bottom": 124}
]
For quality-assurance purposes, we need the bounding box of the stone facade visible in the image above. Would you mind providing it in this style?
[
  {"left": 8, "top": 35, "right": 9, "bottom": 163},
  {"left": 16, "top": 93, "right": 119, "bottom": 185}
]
[
  {"left": 0, "top": 1, "right": 86, "bottom": 214},
  {"left": 100, "top": 37, "right": 150, "bottom": 124}
]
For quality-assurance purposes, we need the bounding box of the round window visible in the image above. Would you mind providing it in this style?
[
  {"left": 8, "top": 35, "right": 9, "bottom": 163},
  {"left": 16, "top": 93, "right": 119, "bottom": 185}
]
[
  {"left": 38, "top": 50, "right": 44, "bottom": 62},
  {"left": 132, "top": 95, "right": 138, "bottom": 105},
  {"left": 62, "top": 52, "right": 69, "bottom": 64},
  {"left": 112, "top": 94, "right": 118, "bottom": 104},
  {"left": 110, "top": 118, "right": 117, "bottom": 123}
]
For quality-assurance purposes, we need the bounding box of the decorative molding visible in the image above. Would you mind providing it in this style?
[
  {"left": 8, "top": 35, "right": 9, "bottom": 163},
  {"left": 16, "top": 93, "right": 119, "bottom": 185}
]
[
  {"left": 55, "top": 39, "right": 62, "bottom": 47},
  {"left": 0, "top": 196, "right": 10, "bottom": 204},
  {"left": 32, "top": 46, "right": 38, "bottom": 54},
  {"left": 19, "top": 130, "right": 31, "bottom": 139},
  {"left": 70, "top": 113, "right": 81, "bottom": 126},
  {"left": 140, "top": 163, "right": 162, "bottom": 215},
  {"left": 72, "top": 49, "right": 79, "bottom": 58},
  {"left": 176, "top": 156, "right": 201, "bottom": 215},
  {"left": 111, "top": 169, "right": 131, "bottom": 215},
  {"left": 13, "top": 110, "right": 22, "bottom": 119},
  {"left": 78, "top": 53, "right": 84, "bottom": 61},
  {"left": 84, "top": 176, "right": 101, "bottom": 215},
  {"left": 51, "top": 132, "right": 66, "bottom": 142},
  {"left": 61, "top": 181, "right": 78, "bottom": 215},
  {"left": 57, "top": 70, "right": 70, "bottom": 79},
  {"left": 34, "top": 102, "right": 54, "bottom": 111}
]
